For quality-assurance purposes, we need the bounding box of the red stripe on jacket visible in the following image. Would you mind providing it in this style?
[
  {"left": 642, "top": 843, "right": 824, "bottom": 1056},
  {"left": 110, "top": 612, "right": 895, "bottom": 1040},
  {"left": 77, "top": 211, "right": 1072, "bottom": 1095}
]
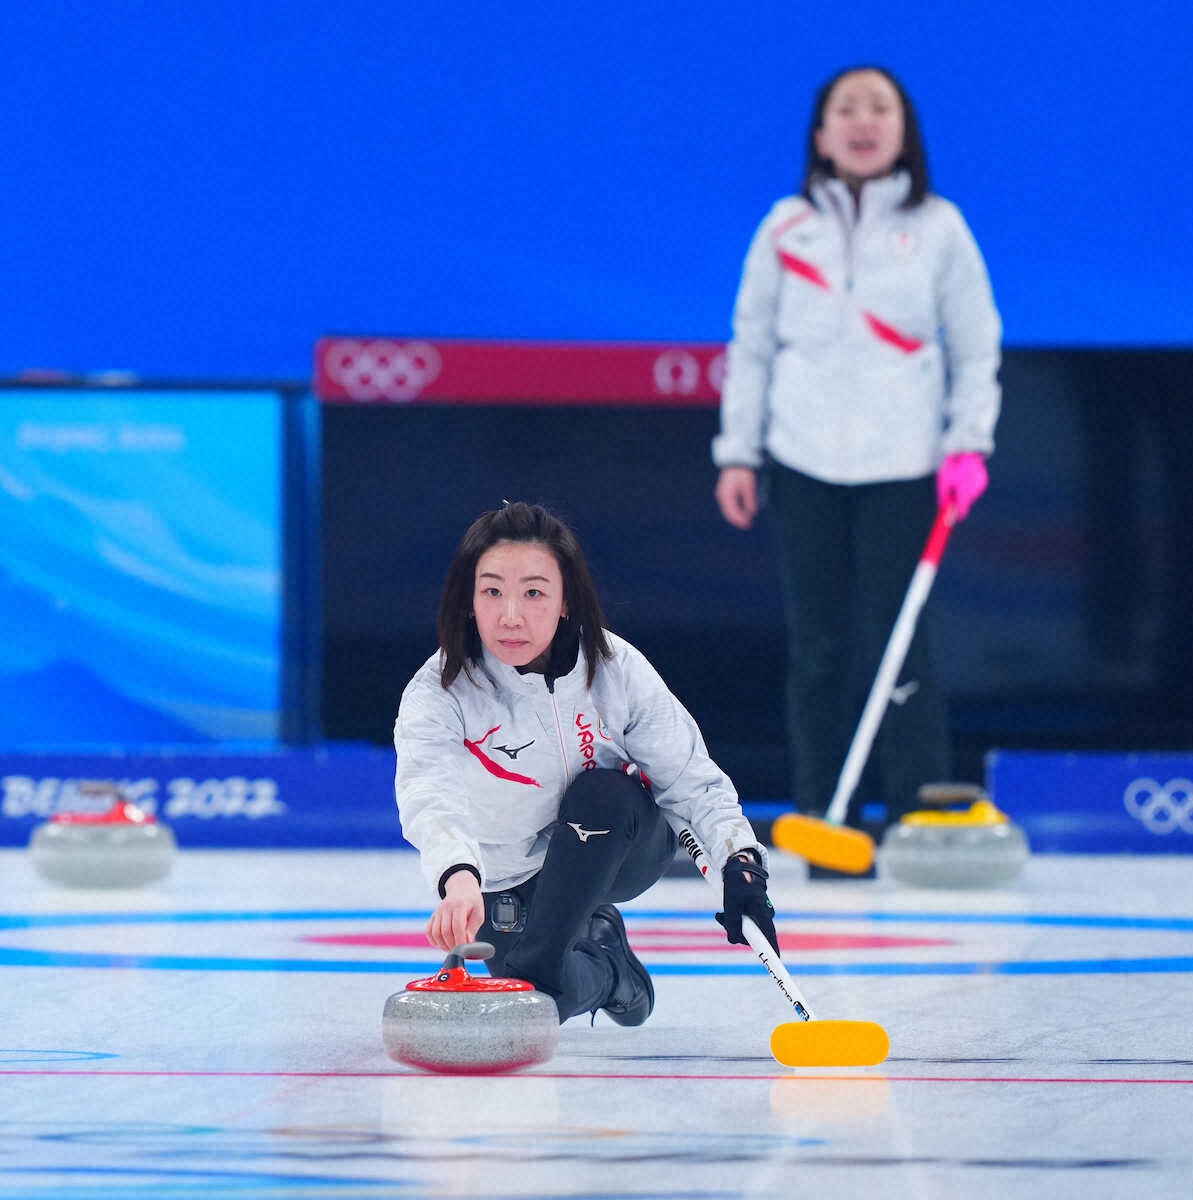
[
  {"left": 463, "top": 725, "right": 542, "bottom": 787},
  {"left": 862, "top": 311, "right": 924, "bottom": 354},
  {"left": 777, "top": 250, "right": 832, "bottom": 291}
]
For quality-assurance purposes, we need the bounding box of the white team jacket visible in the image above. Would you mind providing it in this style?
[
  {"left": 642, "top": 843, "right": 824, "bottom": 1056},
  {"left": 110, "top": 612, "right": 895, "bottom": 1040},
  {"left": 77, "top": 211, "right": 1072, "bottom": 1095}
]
[
  {"left": 712, "top": 172, "right": 1002, "bottom": 484},
  {"left": 393, "top": 631, "right": 762, "bottom": 895}
]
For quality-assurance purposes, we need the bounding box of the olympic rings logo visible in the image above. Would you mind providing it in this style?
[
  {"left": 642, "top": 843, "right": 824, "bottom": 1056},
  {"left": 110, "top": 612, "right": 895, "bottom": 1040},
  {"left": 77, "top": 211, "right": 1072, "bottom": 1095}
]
[
  {"left": 1123, "top": 777, "right": 1193, "bottom": 835},
  {"left": 652, "top": 349, "right": 701, "bottom": 395},
  {"left": 323, "top": 339, "right": 442, "bottom": 401},
  {"left": 706, "top": 351, "right": 726, "bottom": 393},
  {"left": 652, "top": 349, "right": 725, "bottom": 396}
]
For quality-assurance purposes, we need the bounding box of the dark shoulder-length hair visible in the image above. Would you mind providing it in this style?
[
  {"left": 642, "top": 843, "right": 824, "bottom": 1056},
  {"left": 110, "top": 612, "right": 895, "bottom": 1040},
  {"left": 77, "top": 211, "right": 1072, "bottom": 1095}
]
[
  {"left": 437, "top": 502, "right": 613, "bottom": 689},
  {"left": 800, "top": 65, "right": 930, "bottom": 209}
]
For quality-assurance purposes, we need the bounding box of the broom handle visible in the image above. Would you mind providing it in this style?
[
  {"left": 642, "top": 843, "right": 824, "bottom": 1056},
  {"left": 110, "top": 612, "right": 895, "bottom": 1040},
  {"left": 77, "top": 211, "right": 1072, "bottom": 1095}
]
[
  {"left": 669, "top": 820, "right": 815, "bottom": 1022},
  {"left": 824, "top": 505, "right": 956, "bottom": 828}
]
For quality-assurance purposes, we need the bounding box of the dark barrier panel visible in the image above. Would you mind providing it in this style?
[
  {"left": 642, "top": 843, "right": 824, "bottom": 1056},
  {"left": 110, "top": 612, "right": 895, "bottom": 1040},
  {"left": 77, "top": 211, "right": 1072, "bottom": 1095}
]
[{"left": 318, "top": 341, "right": 1193, "bottom": 801}]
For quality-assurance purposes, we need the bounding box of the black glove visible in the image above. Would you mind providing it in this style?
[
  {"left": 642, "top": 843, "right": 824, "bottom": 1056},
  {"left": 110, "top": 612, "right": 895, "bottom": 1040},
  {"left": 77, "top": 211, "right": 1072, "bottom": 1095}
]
[{"left": 716, "top": 850, "right": 780, "bottom": 956}]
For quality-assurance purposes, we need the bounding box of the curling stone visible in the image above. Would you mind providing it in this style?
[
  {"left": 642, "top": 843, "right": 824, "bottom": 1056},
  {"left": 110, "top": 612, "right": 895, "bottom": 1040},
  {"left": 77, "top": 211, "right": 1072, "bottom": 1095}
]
[
  {"left": 878, "top": 783, "right": 1029, "bottom": 889},
  {"left": 382, "top": 942, "right": 559, "bottom": 1074},
  {"left": 29, "top": 794, "right": 177, "bottom": 889}
]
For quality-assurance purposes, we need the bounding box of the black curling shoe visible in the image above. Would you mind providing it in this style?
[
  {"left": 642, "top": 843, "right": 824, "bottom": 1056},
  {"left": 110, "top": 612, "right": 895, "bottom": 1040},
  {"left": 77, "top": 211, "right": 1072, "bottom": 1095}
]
[{"left": 588, "top": 904, "right": 654, "bottom": 1026}]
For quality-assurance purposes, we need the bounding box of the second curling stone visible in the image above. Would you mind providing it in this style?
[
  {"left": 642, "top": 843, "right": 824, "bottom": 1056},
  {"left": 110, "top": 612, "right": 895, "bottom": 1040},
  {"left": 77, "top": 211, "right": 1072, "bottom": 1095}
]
[
  {"left": 30, "top": 794, "right": 177, "bottom": 889},
  {"left": 383, "top": 942, "right": 559, "bottom": 1074},
  {"left": 879, "top": 783, "right": 1029, "bottom": 889}
]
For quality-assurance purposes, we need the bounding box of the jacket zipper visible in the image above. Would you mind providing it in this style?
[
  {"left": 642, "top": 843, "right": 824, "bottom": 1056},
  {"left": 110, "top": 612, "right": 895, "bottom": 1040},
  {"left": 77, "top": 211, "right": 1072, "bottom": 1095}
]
[
  {"left": 546, "top": 678, "right": 570, "bottom": 777},
  {"left": 843, "top": 189, "right": 858, "bottom": 292}
]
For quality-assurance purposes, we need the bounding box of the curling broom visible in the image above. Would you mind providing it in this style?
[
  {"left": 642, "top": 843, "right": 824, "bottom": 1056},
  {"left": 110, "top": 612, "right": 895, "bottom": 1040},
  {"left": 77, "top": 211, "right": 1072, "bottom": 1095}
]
[{"left": 671, "top": 822, "right": 889, "bottom": 1068}]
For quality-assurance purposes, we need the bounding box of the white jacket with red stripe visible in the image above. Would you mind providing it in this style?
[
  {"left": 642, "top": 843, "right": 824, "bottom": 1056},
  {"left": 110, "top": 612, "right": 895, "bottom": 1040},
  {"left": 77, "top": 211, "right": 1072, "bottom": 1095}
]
[
  {"left": 712, "top": 172, "right": 1001, "bottom": 484},
  {"left": 393, "top": 631, "right": 762, "bottom": 896}
]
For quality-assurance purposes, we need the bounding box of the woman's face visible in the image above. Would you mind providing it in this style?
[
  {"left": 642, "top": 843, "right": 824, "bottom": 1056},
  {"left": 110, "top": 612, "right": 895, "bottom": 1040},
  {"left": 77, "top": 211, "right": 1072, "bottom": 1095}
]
[
  {"left": 814, "top": 70, "right": 905, "bottom": 187},
  {"left": 473, "top": 540, "right": 567, "bottom": 670}
]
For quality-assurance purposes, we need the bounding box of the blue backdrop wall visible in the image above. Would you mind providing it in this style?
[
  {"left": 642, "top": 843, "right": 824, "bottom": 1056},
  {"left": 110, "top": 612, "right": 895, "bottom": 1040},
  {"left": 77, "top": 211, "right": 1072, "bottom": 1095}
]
[{"left": 1, "top": 0, "right": 1190, "bottom": 383}]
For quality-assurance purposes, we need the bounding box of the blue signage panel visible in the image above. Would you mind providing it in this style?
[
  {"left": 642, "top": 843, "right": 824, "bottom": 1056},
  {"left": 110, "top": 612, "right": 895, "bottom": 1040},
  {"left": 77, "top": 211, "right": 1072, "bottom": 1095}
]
[
  {"left": 987, "top": 750, "right": 1193, "bottom": 854},
  {"left": 0, "top": 745, "right": 405, "bottom": 849},
  {"left": 0, "top": 390, "right": 283, "bottom": 747}
]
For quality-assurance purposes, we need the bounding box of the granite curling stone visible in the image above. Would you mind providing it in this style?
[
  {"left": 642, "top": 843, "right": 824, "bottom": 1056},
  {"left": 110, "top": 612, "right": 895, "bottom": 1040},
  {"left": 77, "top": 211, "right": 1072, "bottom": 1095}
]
[
  {"left": 879, "top": 783, "right": 1029, "bottom": 889},
  {"left": 383, "top": 942, "right": 559, "bottom": 1074},
  {"left": 29, "top": 795, "right": 177, "bottom": 889}
]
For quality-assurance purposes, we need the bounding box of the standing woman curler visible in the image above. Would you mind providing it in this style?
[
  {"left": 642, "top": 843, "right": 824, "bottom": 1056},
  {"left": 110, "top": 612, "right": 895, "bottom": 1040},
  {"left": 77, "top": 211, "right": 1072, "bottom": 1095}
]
[
  {"left": 713, "top": 67, "right": 1002, "bottom": 857},
  {"left": 394, "top": 502, "right": 778, "bottom": 1024}
]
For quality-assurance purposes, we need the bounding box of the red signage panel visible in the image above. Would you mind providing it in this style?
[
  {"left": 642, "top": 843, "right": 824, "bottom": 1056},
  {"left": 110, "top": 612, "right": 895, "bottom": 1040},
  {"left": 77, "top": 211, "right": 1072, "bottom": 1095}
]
[{"left": 314, "top": 337, "right": 725, "bottom": 406}]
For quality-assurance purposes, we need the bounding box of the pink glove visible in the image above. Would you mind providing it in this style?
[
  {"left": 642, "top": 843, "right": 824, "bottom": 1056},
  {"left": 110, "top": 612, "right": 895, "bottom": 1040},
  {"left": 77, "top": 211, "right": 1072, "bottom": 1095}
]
[{"left": 936, "top": 452, "right": 988, "bottom": 520}]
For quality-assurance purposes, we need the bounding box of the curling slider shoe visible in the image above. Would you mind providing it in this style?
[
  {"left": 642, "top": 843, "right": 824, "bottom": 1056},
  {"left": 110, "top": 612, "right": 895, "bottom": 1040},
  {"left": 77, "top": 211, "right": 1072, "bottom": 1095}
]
[
  {"left": 879, "top": 784, "right": 1030, "bottom": 889},
  {"left": 29, "top": 796, "right": 177, "bottom": 889},
  {"left": 382, "top": 942, "right": 559, "bottom": 1074}
]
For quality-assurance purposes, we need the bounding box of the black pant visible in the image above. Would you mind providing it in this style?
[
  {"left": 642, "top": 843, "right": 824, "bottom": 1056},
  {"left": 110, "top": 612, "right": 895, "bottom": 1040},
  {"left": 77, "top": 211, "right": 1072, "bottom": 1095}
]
[
  {"left": 766, "top": 462, "right": 951, "bottom": 823},
  {"left": 478, "top": 768, "right": 676, "bottom": 1022}
]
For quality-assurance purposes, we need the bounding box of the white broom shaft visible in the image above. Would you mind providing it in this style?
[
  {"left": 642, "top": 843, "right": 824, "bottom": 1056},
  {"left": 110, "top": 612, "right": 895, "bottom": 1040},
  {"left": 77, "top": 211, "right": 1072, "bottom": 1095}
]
[
  {"left": 824, "top": 506, "right": 955, "bottom": 828},
  {"left": 824, "top": 560, "right": 938, "bottom": 826},
  {"left": 738, "top": 913, "right": 815, "bottom": 1022},
  {"left": 671, "top": 821, "right": 816, "bottom": 1022}
]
